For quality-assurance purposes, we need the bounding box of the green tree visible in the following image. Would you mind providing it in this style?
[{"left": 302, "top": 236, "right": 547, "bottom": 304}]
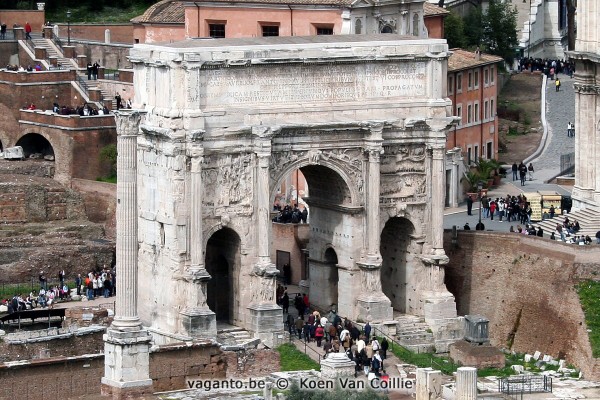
[
  {"left": 481, "top": 0, "right": 518, "bottom": 63},
  {"left": 444, "top": 11, "right": 467, "bottom": 48},
  {"left": 463, "top": 7, "right": 484, "bottom": 48},
  {"left": 100, "top": 143, "right": 117, "bottom": 178}
]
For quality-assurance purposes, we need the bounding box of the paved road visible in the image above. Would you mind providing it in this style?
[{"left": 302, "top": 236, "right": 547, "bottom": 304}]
[
  {"left": 444, "top": 71, "right": 575, "bottom": 231},
  {"left": 529, "top": 73, "right": 576, "bottom": 182}
]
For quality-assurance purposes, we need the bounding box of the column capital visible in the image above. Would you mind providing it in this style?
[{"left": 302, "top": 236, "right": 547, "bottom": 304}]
[{"left": 114, "top": 110, "right": 146, "bottom": 137}]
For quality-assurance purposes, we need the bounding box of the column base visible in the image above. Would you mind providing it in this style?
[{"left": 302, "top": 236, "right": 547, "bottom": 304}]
[
  {"left": 422, "top": 291, "right": 461, "bottom": 353},
  {"left": 356, "top": 294, "right": 393, "bottom": 323},
  {"left": 422, "top": 290, "right": 457, "bottom": 323},
  {"left": 103, "top": 327, "right": 153, "bottom": 395},
  {"left": 101, "top": 378, "right": 154, "bottom": 399},
  {"left": 247, "top": 303, "right": 284, "bottom": 348},
  {"left": 180, "top": 307, "right": 217, "bottom": 340}
]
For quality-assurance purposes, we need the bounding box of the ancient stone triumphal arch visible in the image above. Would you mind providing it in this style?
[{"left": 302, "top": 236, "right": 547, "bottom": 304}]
[{"left": 103, "top": 36, "right": 460, "bottom": 390}]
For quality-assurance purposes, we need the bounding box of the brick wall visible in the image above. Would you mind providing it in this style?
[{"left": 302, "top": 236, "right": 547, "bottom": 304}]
[
  {"left": 223, "top": 348, "right": 281, "bottom": 378},
  {"left": 444, "top": 230, "right": 600, "bottom": 378},
  {"left": 0, "top": 10, "right": 45, "bottom": 33},
  {"left": 0, "top": 328, "right": 105, "bottom": 363},
  {"left": 70, "top": 179, "right": 116, "bottom": 239},
  {"left": 0, "top": 338, "right": 280, "bottom": 399},
  {"left": 56, "top": 24, "right": 134, "bottom": 44}
]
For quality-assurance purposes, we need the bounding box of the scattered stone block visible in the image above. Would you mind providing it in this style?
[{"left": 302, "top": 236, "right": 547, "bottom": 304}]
[
  {"left": 524, "top": 354, "right": 533, "bottom": 362},
  {"left": 449, "top": 340, "right": 505, "bottom": 369},
  {"left": 533, "top": 351, "right": 541, "bottom": 360},
  {"left": 0, "top": 305, "right": 7, "bottom": 313},
  {"left": 542, "top": 355, "right": 553, "bottom": 362},
  {"left": 511, "top": 365, "right": 524, "bottom": 374},
  {"left": 559, "top": 360, "right": 567, "bottom": 369},
  {"left": 71, "top": 295, "right": 81, "bottom": 301}
]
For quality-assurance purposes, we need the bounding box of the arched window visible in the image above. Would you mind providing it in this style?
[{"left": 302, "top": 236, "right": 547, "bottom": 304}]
[
  {"left": 412, "top": 13, "right": 419, "bottom": 36},
  {"left": 354, "top": 19, "right": 362, "bottom": 34},
  {"left": 381, "top": 25, "right": 393, "bottom": 34}
]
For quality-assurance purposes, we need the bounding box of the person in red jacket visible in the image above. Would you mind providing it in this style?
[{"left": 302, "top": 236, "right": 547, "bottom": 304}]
[
  {"left": 25, "top": 21, "right": 32, "bottom": 39},
  {"left": 315, "top": 324, "right": 324, "bottom": 347}
]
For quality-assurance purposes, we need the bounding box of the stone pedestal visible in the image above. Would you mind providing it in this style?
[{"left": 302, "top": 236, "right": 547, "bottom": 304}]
[
  {"left": 101, "top": 328, "right": 153, "bottom": 397},
  {"left": 247, "top": 303, "right": 284, "bottom": 348},
  {"left": 422, "top": 290, "right": 457, "bottom": 323},
  {"left": 320, "top": 352, "right": 356, "bottom": 379},
  {"left": 180, "top": 307, "right": 216, "bottom": 339},
  {"left": 43, "top": 26, "right": 53, "bottom": 39},
  {"left": 63, "top": 46, "right": 75, "bottom": 59},
  {"left": 416, "top": 368, "right": 442, "bottom": 400},
  {"left": 455, "top": 367, "right": 477, "bottom": 400},
  {"left": 356, "top": 261, "right": 392, "bottom": 323}
]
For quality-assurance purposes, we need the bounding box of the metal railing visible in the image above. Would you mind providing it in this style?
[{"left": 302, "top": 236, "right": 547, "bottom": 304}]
[
  {"left": 0, "top": 279, "right": 75, "bottom": 298},
  {"left": 498, "top": 375, "right": 552, "bottom": 399},
  {"left": 288, "top": 329, "right": 323, "bottom": 364}
]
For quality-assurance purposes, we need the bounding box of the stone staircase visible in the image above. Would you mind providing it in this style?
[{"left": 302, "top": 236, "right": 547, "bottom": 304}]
[
  {"left": 395, "top": 314, "right": 435, "bottom": 353},
  {"left": 30, "top": 38, "right": 77, "bottom": 70},
  {"left": 534, "top": 205, "right": 600, "bottom": 238},
  {"left": 217, "top": 326, "right": 260, "bottom": 349}
]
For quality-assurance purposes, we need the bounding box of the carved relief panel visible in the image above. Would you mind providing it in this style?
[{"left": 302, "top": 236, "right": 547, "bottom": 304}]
[
  {"left": 201, "top": 152, "right": 254, "bottom": 216},
  {"left": 380, "top": 144, "right": 427, "bottom": 204}
]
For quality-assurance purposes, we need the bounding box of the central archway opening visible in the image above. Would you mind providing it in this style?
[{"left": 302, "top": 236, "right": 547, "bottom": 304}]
[
  {"left": 205, "top": 227, "right": 240, "bottom": 323},
  {"left": 271, "top": 163, "right": 353, "bottom": 314},
  {"left": 15, "top": 133, "right": 55, "bottom": 160},
  {"left": 380, "top": 217, "right": 415, "bottom": 314}
]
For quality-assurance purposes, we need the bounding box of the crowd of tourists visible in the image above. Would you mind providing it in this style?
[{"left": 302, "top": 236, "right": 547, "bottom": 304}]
[
  {"left": 272, "top": 204, "right": 308, "bottom": 224},
  {"left": 518, "top": 57, "right": 575, "bottom": 78},
  {"left": 466, "top": 193, "right": 534, "bottom": 224}
]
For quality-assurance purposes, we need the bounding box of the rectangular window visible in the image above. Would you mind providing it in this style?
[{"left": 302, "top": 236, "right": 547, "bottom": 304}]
[
  {"left": 487, "top": 142, "right": 493, "bottom": 160},
  {"left": 474, "top": 70, "right": 479, "bottom": 89},
  {"left": 484, "top": 68, "right": 489, "bottom": 85},
  {"left": 491, "top": 66, "right": 495, "bottom": 84},
  {"left": 491, "top": 98, "right": 495, "bottom": 118},
  {"left": 467, "top": 147, "right": 472, "bottom": 164},
  {"left": 208, "top": 23, "right": 226, "bottom": 38},
  {"left": 262, "top": 25, "right": 279, "bottom": 37},
  {"left": 468, "top": 71, "right": 473, "bottom": 90},
  {"left": 448, "top": 75, "right": 454, "bottom": 95},
  {"left": 484, "top": 100, "right": 489, "bottom": 119},
  {"left": 467, "top": 104, "right": 472, "bottom": 124},
  {"left": 457, "top": 73, "right": 463, "bottom": 93},
  {"left": 474, "top": 145, "right": 479, "bottom": 161},
  {"left": 316, "top": 26, "right": 334, "bottom": 35},
  {"left": 456, "top": 104, "right": 462, "bottom": 126},
  {"left": 474, "top": 103, "right": 479, "bottom": 122}
]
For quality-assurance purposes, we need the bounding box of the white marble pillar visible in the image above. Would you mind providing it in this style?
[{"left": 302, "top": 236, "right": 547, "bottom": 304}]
[
  {"left": 430, "top": 144, "right": 446, "bottom": 256},
  {"left": 102, "top": 110, "right": 153, "bottom": 397},
  {"left": 455, "top": 367, "right": 478, "bottom": 400},
  {"left": 356, "top": 124, "right": 392, "bottom": 323},
  {"left": 416, "top": 368, "right": 442, "bottom": 400},
  {"left": 247, "top": 126, "right": 283, "bottom": 348},
  {"left": 180, "top": 144, "right": 216, "bottom": 339}
]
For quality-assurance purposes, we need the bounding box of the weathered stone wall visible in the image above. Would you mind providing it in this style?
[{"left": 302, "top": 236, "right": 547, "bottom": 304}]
[
  {"left": 56, "top": 24, "right": 134, "bottom": 44},
  {"left": 0, "top": 341, "right": 234, "bottom": 399},
  {"left": 0, "top": 42, "right": 18, "bottom": 66},
  {"left": 73, "top": 42, "right": 133, "bottom": 70},
  {"left": 0, "top": 327, "right": 105, "bottom": 363},
  {"left": 443, "top": 230, "right": 600, "bottom": 378},
  {"left": 70, "top": 179, "right": 116, "bottom": 239},
  {"left": 271, "top": 222, "right": 309, "bottom": 285},
  {"left": 223, "top": 348, "right": 281, "bottom": 378}
]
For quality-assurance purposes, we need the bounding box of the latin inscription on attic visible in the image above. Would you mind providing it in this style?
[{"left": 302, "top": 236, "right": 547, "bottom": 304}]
[{"left": 197, "top": 62, "right": 427, "bottom": 106}]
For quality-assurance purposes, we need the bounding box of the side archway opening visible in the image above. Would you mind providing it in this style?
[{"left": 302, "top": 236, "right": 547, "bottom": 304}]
[{"left": 15, "top": 133, "right": 55, "bottom": 160}]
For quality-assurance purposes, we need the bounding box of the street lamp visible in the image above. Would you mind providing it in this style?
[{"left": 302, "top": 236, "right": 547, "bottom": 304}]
[
  {"left": 476, "top": 181, "right": 485, "bottom": 231},
  {"left": 66, "top": 10, "right": 71, "bottom": 46}
]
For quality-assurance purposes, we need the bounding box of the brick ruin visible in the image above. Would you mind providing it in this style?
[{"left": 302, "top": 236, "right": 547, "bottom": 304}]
[{"left": 0, "top": 160, "right": 115, "bottom": 285}]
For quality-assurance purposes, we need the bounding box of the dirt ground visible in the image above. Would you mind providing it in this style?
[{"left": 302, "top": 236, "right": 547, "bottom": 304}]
[{"left": 498, "top": 73, "right": 543, "bottom": 164}]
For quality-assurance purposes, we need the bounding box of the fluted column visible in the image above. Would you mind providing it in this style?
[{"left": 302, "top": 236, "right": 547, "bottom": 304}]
[
  {"left": 356, "top": 123, "right": 392, "bottom": 323},
  {"left": 430, "top": 144, "right": 445, "bottom": 256},
  {"left": 102, "top": 110, "right": 153, "bottom": 397},
  {"left": 456, "top": 367, "right": 478, "bottom": 400},
  {"left": 247, "top": 126, "right": 282, "bottom": 348},
  {"left": 180, "top": 144, "right": 215, "bottom": 339},
  {"left": 112, "top": 110, "right": 143, "bottom": 329}
]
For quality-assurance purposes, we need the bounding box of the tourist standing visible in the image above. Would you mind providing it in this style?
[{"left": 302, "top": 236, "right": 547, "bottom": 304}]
[
  {"left": 555, "top": 78, "right": 561, "bottom": 92},
  {"left": 0, "top": 23, "right": 7, "bottom": 40},
  {"left": 315, "top": 324, "right": 324, "bottom": 347},
  {"left": 466, "top": 195, "right": 473, "bottom": 215},
  {"left": 75, "top": 274, "right": 82, "bottom": 296},
  {"left": 25, "top": 21, "right": 32, "bottom": 39},
  {"left": 511, "top": 162, "right": 518, "bottom": 181},
  {"left": 519, "top": 162, "right": 527, "bottom": 186},
  {"left": 528, "top": 163, "right": 534, "bottom": 181}
]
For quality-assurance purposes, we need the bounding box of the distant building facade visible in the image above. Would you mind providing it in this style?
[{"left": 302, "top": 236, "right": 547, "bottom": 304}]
[{"left": 131, "top": 0, "right": 447, "bottom": 43}]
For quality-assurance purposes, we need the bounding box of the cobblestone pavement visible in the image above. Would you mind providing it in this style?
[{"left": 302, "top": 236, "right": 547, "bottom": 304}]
[
  {"left": 529, "top": 73, "right": 576, "bottom": 183},
  {"left": 444, "top": 72, "right": 576, "bottom": 230}
]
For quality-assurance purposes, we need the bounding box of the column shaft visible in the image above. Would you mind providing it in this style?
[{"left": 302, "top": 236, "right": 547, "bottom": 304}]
[
  {"left": 456, "top": 367, "right": 478, "bottom": 400},
  {"left": 257, "top": 153, "right": 271, "bottom": 265},
  {"left": 190, "top": 148, "right": 204, "bottom": 269},
  {"left": 366, "top": 148, "right": 381, "bottom": 257},
  {"left": 431, "top": 145, "right": 445, "bottom": 255},
  {"left": 113, "top": 112, "right": 141, "bottom": 328}
]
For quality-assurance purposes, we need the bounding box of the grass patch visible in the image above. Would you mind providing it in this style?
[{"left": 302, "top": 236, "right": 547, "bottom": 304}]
[
  {"left": 276, "top": 343, "right": 320, "bottom": 372},
  {"left": 96, "top": 176, "right": 117, "bottom": 184},
  {"left": 577, "top": 281, "right": 600, "bottom": 357}
]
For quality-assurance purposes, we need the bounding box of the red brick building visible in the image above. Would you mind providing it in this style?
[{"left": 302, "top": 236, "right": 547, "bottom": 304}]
[{"left": 446, "top": 49, "right": 503, "bottom": 164}]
